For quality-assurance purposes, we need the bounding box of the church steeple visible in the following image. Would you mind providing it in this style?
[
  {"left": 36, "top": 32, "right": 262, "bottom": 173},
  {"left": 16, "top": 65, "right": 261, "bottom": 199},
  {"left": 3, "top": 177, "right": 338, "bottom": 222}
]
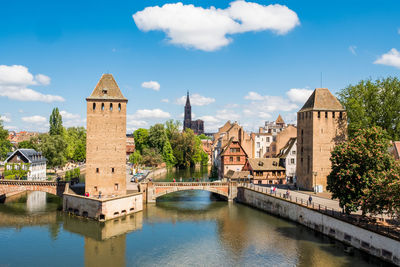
[{"left": 183, "top": 91, "right": 192, "bottom": 131}]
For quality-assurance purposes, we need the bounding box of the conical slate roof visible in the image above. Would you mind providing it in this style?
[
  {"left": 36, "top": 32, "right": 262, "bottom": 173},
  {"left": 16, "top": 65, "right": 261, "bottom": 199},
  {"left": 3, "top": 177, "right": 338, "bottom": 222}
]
[
  {"left": 86, "top": 74, "right": 127, "bottom": 101},
  {"left": 300, "top": 88, "right": 344, "bottom": 111}
]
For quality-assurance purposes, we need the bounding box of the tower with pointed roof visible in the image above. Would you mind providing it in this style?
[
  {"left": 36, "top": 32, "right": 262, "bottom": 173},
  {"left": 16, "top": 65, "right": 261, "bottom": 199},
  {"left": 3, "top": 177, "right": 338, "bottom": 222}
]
[
  {"left": 296, "top": 88, "right": 347, "bottom": 191},
  {"left": 183, "top": 91, "right": 192, "bottom": 131},
  {"left": 86, "top": 74, "right": 127, "bottom": 197}
]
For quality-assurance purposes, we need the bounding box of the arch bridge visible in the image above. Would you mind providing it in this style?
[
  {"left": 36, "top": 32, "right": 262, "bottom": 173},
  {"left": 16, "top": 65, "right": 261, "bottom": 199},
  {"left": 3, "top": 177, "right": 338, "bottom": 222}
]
[
  {"left": 0, "top": 180, "right": 67, "bottom": 199},
  {"left": 145, "top": 182, "right": 237, "bottom": 203}
]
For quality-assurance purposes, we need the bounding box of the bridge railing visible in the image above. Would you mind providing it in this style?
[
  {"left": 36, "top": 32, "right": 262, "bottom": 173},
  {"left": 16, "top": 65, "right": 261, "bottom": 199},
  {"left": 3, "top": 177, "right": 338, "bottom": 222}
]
[
  {"left": 152, "top": 182, "right": 229, "bottom": 187},
  {"left": 0, "top": 180, "right": 67, "bottom": 186}
]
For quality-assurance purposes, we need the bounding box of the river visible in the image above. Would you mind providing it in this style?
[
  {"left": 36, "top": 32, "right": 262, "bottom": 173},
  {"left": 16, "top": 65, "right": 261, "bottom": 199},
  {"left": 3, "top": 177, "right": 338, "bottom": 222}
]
[{"left": 0, "top": 168, "right": 389, "bottom": 267}]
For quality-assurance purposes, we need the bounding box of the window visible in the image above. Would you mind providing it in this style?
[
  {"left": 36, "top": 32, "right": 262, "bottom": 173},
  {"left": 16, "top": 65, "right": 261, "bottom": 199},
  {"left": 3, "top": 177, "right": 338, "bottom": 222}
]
[
  {"left": 257, "top": 142, "right": 260, "bottom": 148},
  {"left": 229, "top": 157, "right": 233, "bottom": 162},
  {"left": 307, "top": 156, "right": 310, "bottom": 174},
  {"left": 96, "top": 168, "right": 99, "bottom": 173},
  {"left": 118, "top": 103, "right": 121, "bottom": 111},
  {"left": 101, "top": 103, "right": 104, "bottom": 111},
  {"left": 94, "top": 186, "right": 98, "bottom": 192},
  {"left": 325, "top": 111, "right": 328, "bottom": 118},
  {"left": 93, "top": 103, "right": 96, "bottom": 110},
  {"left": 115, "top": 183, "right": 119, "bottom": 191},
  {"left": 339, "top": 112, "right": 343, "bottom": 119},
  {"left": 266, "top": 137, "right": 270, "bottom": 142},
  {"left": 266, "top": 147, "right": 270, "bottom": 152},
  {"left": 236, "top": 157, "right": 240, "bottom": 162},
  {"left": 110, "top": 103, "right": 113, "bottom": 111},
  {"left": 102, "top": 89, "right": 108, "bottom": 94},
  {"left": 112, "top": 168, "right": 115, "bottom": 173},
  {"left": 291, "top": 158, "right": 295, "bottom": 164},
  {"left": 332, "top": 111, "right": 335, "bottom": 118},
  {"left": 292, "top": 150, "right": 296, "bottom": 155},
  {"left": 318, "top": 111, "right": 320, "bottom": 118},
  {"left": 256, "top": 151, "right": 260, "bottom": 157}
]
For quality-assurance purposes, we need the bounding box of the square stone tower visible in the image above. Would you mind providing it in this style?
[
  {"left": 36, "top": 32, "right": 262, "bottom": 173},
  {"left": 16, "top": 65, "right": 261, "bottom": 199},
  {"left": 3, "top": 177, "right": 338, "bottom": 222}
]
[
  {"left": 85, "top": 74, "right": 127, "bottom": 197},
  {"left": 296, "top": 88, "right": 347, "bottom": 191}
]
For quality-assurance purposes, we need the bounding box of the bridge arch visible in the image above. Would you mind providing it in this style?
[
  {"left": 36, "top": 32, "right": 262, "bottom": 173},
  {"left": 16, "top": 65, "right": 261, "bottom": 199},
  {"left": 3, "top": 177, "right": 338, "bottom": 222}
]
[
  {"left": 155, "top": 187, "right": 229, "bottom": 199},
  {"left": 0, "top": 180, "right": 67, "bottom": 199}
]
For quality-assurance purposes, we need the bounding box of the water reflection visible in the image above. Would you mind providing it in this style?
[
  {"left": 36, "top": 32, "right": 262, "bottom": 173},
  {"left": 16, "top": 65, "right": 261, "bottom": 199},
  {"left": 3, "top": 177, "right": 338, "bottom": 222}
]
[
  {"left": 26, "top": 191, "right": 47, "bottom": 212},
  {"left": 0, "top": 191, "right": 390, "bottom": 267}
]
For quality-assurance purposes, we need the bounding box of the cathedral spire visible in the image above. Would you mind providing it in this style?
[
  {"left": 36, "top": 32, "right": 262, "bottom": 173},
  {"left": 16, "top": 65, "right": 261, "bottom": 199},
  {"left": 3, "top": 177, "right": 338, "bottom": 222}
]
[{"left": 185, "top": 90, "right": 190, "bottom": 106}]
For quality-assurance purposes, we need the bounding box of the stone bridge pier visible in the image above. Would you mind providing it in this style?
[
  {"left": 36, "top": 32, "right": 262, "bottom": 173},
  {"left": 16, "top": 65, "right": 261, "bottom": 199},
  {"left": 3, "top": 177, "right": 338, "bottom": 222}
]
[{"left": 145, "top": 182, "right": 238, "bottom": 203}]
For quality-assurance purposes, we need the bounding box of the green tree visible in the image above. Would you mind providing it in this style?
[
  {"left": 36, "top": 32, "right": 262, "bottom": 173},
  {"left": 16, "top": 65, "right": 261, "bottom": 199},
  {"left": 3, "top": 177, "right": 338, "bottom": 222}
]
[
  {"left": 64, "top": 127, "right": 86, "bottom": 161},
  {"left": 73, "top": 142, "right": 86, "bottom": 162},
  {"left": 148, "top": 124, "right": 168, "bottom": 152},
  {"left": 338, "top": 77, "right": 400, "bottom": 139},
  {"left": 327, "top": 127, "right": 400, "bottom": 216},
  {"left": 35, "top": 134, "right": 67, "bottom": 168},
  {"left": 0, "top": 118, "right": 12, "bottom": 160},
  {"left": 141, "top": 148, "right": 163, "bottom": 167},
  {"left": 198, "top": 134, "right": 211, "bottom": 140},
  {"left": 162, "top": 140, "right": 176, "bottom": 166},
  {"left": 133, "top": 128, "right": 149, "bottom": 152},
  {"left": 165, "top": 119, "right": 181, "bottom": 140},
  {"left": 18, "top": 140, "right": 36, "bottom": 150},
  {"left": 129, "top": 150, "right": 142, "bottom": 165},
  {"left": 49, "top": 108, "right": 63, "bottom": 136}
]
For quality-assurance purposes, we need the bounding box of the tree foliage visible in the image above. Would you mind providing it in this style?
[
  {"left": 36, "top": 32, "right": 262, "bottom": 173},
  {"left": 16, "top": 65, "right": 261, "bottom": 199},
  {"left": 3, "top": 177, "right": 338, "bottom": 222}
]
[
  {"left": 338, "top": 77, "right": 400, "bottom": 139},
  {"left": 18, "top": 140, "right": 36, "bottom": 150},
  {"left": 0, "top": 118, "right": 12, "bottom": 161},
  {"left": 133, "top": 128, "right": 149, "bottom": 153},
  {"left": 327, "top": 127, "right": 400, "bottom": 217},
  {"left": 34, "top": 134, "right": 67, "bottom": 168},
  {"left": 64, "top": 127, "right": 86, "bottom": 162},
  {"left": 141, "top": 148, "right": 163, "bottom": 167},
  {"left": 49, "top": 108, "right": 63, "bottom": 136},
  {"left": 129, "top": 150, "right": 142, "bottom": 165}
]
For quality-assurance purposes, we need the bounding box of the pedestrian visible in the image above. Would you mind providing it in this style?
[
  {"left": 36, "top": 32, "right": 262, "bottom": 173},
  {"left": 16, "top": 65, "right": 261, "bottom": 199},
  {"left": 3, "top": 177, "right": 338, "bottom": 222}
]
[
  {"left": 308, "top": 195, "right": 312, "bottom": 205},
  {"left": 286, "top": 189, "right": 290, "bottom": 199},
  {"left": 180, "top": 177, "right": 182, "bottom": 182},
  {"left": 173, "top": 178, "right": 176, "bottom": 183},
  {"left": 273, "top": 186, "right": 276, "bottom": 193}
]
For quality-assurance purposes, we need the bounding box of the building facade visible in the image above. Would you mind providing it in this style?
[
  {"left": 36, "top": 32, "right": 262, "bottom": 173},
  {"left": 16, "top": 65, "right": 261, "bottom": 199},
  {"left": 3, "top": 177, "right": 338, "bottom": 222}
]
[
  {"left": 183, "top": 91, "right": 204, "bottom": 135},
  {"left": 277, "top": 137, "right": 297, "bottom": 184},
  {"left": 242, "top": 158, "right": 286, "bottom": 185},
  {"left": 251, "top": 132, "right": 273, "bottom": 158},
  {"left": 265, "top": 125, "right": 297, "bottom": 158},
  {"left": 5, "top": 149, "right": 46, "bottom": 180},
  {"left": 85, "top": 74, "right": 127, "bottom": 197},
  {"left": 220, "top": 138, "right": 247, "bottom": 178},
  {"left": 296, "top": 88, "right": 347, "bottom": 191}
]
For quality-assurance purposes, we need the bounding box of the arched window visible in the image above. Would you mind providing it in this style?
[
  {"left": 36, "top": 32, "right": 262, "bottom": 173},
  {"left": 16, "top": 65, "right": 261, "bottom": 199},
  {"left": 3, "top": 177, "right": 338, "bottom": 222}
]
[
  {"left": 118, "top": 103, "right": 121, "bottom": 111},
  {"left": 110, "top": 103, "right": 113, "bottom": 111},
  {"left": 93, "top": 103, "right": 96, "bottom": 110},
  {"left": 101, "top": 103, "right": 104, "bottom": 111}
]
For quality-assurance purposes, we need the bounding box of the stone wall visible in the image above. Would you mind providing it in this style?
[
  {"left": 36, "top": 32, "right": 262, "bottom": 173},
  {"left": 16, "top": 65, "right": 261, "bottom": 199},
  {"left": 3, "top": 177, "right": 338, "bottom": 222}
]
[
  {"left": 63, "top": 191, "right": 143, "bottom": 221},
  {"left": 237, "top": 186, "right": 400, "bottom": 266}
]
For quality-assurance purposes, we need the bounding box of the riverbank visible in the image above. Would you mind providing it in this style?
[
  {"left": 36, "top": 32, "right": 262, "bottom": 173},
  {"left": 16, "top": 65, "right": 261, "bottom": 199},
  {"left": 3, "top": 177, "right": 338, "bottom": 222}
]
[{"left": 237, "top": 183, "right": 400, "bottom": 266}]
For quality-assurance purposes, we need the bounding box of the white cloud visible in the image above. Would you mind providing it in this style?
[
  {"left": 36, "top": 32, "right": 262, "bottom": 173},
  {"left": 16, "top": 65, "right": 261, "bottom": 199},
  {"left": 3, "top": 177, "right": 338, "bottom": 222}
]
[
  {"left": 257, "top": 112, "right": 272, "bottom": 119},
  {"left": 161, "top": 98, "right": 169, "bottom": 103},
  {"left": 4, "top": 125, "right": 17, "bottom": 130},
  {"left": 0, "top": 115, "right": 11, "bottom": 123},
  {"left": 129, "top": 108, "right": 171, "bottom": 119},
  {"left": 216, "top": 109, "right": 240, "bottom": 120},
  {"left": 244, "top": 91, "right": 264, "bottom": 100},
  {"left": 141, "top": 81, "right": 160, "bottom": 91},
  {"left": 374, "top": 48, "right": 400, "bottom": 69},
  {"left": 0, "top": 65, "right": 64, "bottom": 102},
  {"left": 133, "top": 1, "right": 300, "bottom": 51},
  {"left": 176, "top": 93, "right": 215, "bottom": 106},
  {"left": 398, "top": 28, "right": 400, "bottom": 35},
  {"left": 60, "top": 110, "right": 86, "bottom": 127},
  {"left": 127, "top": 120, "right": 148, "bottom": 127},
  {"left": 286, "top": 88, "right": 313, "bottom": 103},
  {"left": 349, "top": 45, "right": 357, "bottom": 55},
  {"left": 197, "top": 115, "right": 219, "bottom": 123},
  {"left": 21, "top": 115, "right": 46, "bottom": 124},
  {"left": 35, "top": 74, "right": 51, "bottom": 85}
]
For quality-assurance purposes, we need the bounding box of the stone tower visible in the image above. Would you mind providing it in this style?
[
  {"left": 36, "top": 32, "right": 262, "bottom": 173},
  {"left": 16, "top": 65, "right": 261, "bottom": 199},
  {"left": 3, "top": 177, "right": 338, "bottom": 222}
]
[
  {"left": 296, "top": 88, "right": 347, "bottom": 191},
  {"left": 183, "top": 91, "right": 192, "bottom": 131},
  {"left": 86, "top": 74, "right": 127, "bottom": 197}
]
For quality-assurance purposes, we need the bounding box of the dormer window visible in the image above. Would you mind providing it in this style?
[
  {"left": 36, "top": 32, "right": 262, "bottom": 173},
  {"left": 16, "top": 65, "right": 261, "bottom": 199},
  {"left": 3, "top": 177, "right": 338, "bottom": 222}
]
[{"left": 102, "top": 89, "right": 108, "bottom": 94}]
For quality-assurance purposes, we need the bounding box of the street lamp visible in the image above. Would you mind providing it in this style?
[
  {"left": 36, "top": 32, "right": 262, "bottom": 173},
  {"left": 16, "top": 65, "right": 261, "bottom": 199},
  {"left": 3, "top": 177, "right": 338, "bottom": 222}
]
[{"left": 312, "top": 171, "right": 317, "bottom": 194}]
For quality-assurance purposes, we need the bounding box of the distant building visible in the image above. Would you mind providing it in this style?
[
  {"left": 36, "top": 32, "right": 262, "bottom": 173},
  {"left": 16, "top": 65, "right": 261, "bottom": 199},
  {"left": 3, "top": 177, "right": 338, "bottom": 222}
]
[
  {"left": 262, "top": 114, "right": 286, "bottom": 135},
  {"left": 8, "top": 131, "right": 39, "bottom": 146},
  {"left": 5, "top": 149, "right": 46, "bottom": 180},
  {"left": 220, "top": 138, "right": 247, "bottom": 178},
  {"left": 126, "top": 135, "right": 135, "bottom": 159},
  {"left": 264, "top": 125, "right": 297, "bottom": 158},
  {"left": 277, "top": 137, "right": 297, "bottom": 184},
  {"left": 242, "top": 158, "right": 286, "bottom": 185},
  {"left": 201, "top": 139, "right": 212, "bottom": 165},
  {"left": 224, "top": 170, "right": 251, "bottom": 181},
  {"left": 251, "top": 131, "right": 273, "bottom": 158},
  {"left": 86, "top": 74, "right": 127, "bottom": 197},
  {"left": 183, "top": 91, "right": 204, "bottom": 134},
  {"left": 296, "top": 88, "right": 347, "bottom": 192}
]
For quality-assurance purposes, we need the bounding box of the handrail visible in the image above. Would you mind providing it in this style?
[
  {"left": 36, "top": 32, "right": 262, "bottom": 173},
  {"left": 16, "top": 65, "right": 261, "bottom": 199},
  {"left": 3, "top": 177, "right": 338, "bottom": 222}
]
[{"left": 153, "top": 182, "right": 229, "bottom": 186}]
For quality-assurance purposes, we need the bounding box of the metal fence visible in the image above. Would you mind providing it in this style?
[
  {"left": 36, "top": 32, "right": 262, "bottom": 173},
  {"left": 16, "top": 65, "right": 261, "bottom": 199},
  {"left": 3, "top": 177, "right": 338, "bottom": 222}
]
[{"left": 239, "top": 183, "right": 400, "bottom": 242}]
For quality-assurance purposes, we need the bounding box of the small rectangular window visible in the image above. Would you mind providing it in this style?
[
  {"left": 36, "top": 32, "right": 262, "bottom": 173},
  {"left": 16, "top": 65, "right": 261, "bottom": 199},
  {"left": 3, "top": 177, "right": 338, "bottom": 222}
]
[
  {"left": 96, "top": 168, "right": 99, "bottom": 173},
  {"left": 229, "top": 157, "right": 233, "bottom": 162},
  {"left": 112, "top": 168, "right": 115, "bottom": 173},
  {"left": 332, "top": 112, "right": 335, "bottom": 118},
  {"left": 236, "top": 156, "right": 240, "bottom": 161},
  {"left": 318, "top": 111, "right": 320, "bottom": 118},
  {"left": 115, "top": 183, "right": 119, "bottom": 191},
  {"left": 325, "top": 112, "right": 328, "bottom": 118},
  {"left": 339, "top": 112, "right": 343, "bottom": 119},
  {"left": 94, "top": 186, "right": 98, "bottom": 192}
]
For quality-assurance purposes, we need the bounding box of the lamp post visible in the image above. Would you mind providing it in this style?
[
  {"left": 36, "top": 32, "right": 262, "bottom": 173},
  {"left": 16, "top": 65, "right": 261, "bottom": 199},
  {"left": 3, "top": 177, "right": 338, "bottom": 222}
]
[{"left": 312, "top": 171, "right": 317, "bottom": 194}]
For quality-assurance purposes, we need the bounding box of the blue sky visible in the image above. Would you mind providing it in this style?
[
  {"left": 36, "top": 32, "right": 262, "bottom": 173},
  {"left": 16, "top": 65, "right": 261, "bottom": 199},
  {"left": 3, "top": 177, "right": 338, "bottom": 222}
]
[{"left": 0, "top": 0, "right": 399, "bottom": 133}]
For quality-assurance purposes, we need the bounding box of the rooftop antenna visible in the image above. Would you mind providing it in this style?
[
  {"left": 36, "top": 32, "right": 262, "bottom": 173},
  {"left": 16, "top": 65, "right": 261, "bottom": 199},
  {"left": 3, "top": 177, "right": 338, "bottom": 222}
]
[{"left": 320, "top": 72, "right": 323, "bottom": 88}]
